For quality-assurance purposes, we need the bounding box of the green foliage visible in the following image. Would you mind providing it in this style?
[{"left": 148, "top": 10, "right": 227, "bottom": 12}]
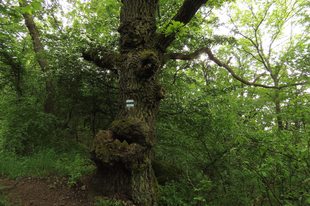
[
  {"left": 163, "top": 20, "right": 187, "bottom": 38},
  {"left": 0, "top": 96, "right": 57, "bottom": 155},
  {"left": 159, "top": 180, "right": 196, "bottom": 206},
  {"left": 56, "top": 152, "right": 94, "bottom": 186},
  {"left": 1, "top": 0, "right": 310, "bottom": 205},
  {"left": 155, "top": 0, "right": 310, "bottom": 201},
  {"left": 0, "top": 148, "right": 94, "bottom": 180},
  {"left": 95, "top": 198, "right": 126, "bottom": 206},
  {"left": 0, "top": 192, "right": 11, "bottom": 206},
  {"left": 20, "top": 0, "right": 43, "bottom": 14}
]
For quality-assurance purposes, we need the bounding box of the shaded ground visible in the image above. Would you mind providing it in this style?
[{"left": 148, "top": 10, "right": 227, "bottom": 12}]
[{"left": 0, "top": 176, "right": 96, "bottom": 206}]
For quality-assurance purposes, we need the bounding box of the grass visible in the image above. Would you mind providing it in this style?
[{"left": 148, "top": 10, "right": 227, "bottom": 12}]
[
  {"left": 0, "top": 193, "right": 10, "bottom": 206},
  {"left": 0, "top": 148, "right": 95, "bottom": 185}
]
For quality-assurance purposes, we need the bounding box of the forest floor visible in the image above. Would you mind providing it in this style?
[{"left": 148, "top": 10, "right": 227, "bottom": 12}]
[{"left": 0, "top": 175, "right": 98, "bottom": 206}]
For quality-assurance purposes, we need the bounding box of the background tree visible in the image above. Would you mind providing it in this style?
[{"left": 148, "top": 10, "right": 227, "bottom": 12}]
[{"left": 223, "top": 0, "right": 309, "bottom": 131}]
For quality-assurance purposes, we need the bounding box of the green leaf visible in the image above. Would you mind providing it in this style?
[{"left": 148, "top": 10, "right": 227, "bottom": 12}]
[
  {"left": 164, "top": 20, "right": 186, "bottom": 37},
  {"left": 31, "top": 2, "right": 42, "bottom": 10},
  {"left": 194, "top": 196, "right": 204, "bottom": 201},
  {"left": 259, "top": 147, "right": 267, "bottom": 156},
  {"left": 235, "top": 136, "right": 243, "bottom": 144},
  {"left": 21, "top": 5, "right": 32, "bottom": 14}
]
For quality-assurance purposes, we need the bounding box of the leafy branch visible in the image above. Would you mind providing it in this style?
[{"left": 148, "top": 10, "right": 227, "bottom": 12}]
[{"left": 163, "top": 47, "right": 308, "bottom": 89}]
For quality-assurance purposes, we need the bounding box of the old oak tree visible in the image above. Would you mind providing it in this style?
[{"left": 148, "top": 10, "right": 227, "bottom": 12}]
[
  {"left": 80, "top": 0, "right": 308, "bottom": 205},
  {"left": 81, "top": 1, "right": 214, "bottom": 205}
]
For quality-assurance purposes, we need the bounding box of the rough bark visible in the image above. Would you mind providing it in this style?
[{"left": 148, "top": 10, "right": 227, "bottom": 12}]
[
  {"left": 20, "top": 3, "right": 55, "bottom": 114},
  {"left": 90, "top": 0, "right": 164, "bottom": 205}
]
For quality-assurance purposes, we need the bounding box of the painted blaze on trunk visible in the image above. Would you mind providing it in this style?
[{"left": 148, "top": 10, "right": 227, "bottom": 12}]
[{"left": 90, "top": 0, "right": 165, "bottom": 205}]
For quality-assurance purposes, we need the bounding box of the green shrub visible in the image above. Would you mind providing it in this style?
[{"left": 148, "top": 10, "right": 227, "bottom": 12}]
[
  {"left": 55, "top": 152, "right": 94, "bottom": 186},
  {"left": 95, "top": 197, "right": 126, "bottom": 206},
  {"left": 0, "top": 192, "right": 10, "bottom": 206},
  {"left": 159, "top": 179, "right": 197, "bottom": 206},
  {"left": 0, "top": 96, "right": 57, "bottom": 155}
]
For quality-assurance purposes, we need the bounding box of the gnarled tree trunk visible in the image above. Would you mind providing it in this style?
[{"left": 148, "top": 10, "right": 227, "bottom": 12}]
[
  {"left": 90, "top": 0, "right": 164, "bottom": 205},
  {"left": 86, "top": 0, "right": 209, "bottom": 205}
]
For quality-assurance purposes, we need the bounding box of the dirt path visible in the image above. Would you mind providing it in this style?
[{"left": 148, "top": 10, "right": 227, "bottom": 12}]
[{"left": 0, "top": 176, "right": 96, "bottom": 206}]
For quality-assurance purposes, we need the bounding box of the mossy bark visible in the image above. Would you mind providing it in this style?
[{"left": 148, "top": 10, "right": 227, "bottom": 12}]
[{"left": 90, "top": 0, "right": 163, "bottom": 205}]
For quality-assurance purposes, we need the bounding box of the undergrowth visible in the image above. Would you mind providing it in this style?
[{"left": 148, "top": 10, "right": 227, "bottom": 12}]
[
  {"left": 0, "top": 148, "right": 95, "bottom": 185},
  {"left": 95, "top": 197, "right": 126, "bottom": 206},
  {"left": 0, "top": 192, "right": 10, "bottom": 206}
]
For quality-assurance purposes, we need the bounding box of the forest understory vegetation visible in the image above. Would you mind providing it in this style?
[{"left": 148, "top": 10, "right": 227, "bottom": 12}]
[{"left": 1, "top": 0, "right": 310, "bottom": 205}]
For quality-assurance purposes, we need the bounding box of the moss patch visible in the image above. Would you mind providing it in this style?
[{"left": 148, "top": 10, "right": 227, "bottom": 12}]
[
  {"left": 140, "top": 50, "right": 158, "bottom": 61},
  {"left": 110, "top": 118, "right": 155, "bottom": 146},
  {"left": 91, "top": 130, "right": 150, "bottom": 171},
  {"left": 91, "top": 130, "right": 130, "bottom": 164}
]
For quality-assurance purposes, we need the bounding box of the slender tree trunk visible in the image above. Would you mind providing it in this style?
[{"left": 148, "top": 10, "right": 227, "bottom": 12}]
[
  {"left": 20, "top": 3, "right": 55, "bottom": 114},
  {"left": 90, "top": 0, "right": 165, "bottom": 205},
  {"left": 275, "top": 89, "right": 284, "bottom": 131}
]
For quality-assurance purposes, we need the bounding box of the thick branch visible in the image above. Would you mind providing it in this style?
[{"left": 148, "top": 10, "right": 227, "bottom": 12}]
[
  {"left": 156, "top": 0, "right": 209, "bottom": 51},
  {"left": 162, "top": 48, "right": 208, "bottom": 63},
  {"left": 164, "top": 48, "right": 308, "bottom": 89},
  {"left": 82, "top": 51, "right": 124, "bottom": 74}
]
